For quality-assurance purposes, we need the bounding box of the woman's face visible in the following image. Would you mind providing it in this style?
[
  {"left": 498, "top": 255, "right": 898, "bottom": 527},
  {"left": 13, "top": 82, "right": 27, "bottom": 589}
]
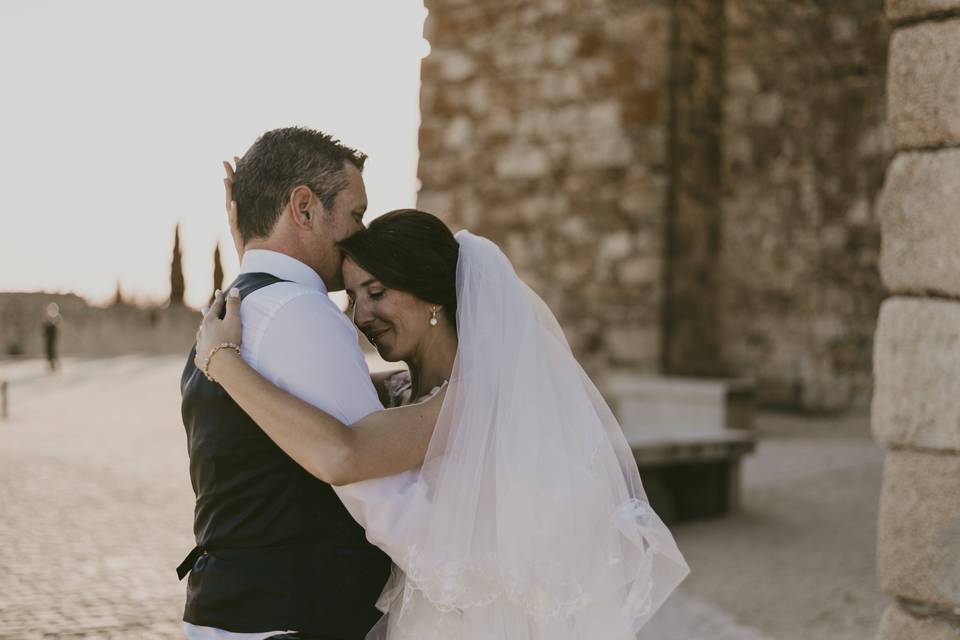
[{"left": 342, "top": 257, "right": 436, "bottom": 362}]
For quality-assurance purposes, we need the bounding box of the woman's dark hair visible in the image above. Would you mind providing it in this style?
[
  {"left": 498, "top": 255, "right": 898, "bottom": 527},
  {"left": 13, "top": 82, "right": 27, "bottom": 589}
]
[{"left": 338, "top": 209, "right": 460, "bottom": 327}]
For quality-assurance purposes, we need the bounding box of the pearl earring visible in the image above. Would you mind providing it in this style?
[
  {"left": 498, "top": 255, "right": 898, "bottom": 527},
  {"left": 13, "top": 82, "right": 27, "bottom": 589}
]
[{"left": 429, "top": 308, "right": 439, "bottom": 327}]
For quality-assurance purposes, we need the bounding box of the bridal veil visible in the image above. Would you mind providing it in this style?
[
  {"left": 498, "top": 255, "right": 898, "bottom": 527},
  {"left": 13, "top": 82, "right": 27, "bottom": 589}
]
[{"left": 354, "top": 230, "right": 689, "bottom": 639}]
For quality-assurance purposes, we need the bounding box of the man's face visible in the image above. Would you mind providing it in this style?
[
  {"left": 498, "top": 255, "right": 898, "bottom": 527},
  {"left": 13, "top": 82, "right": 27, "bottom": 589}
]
[{"left": 314, "top": 162, "right": 367, "bottom": 290}]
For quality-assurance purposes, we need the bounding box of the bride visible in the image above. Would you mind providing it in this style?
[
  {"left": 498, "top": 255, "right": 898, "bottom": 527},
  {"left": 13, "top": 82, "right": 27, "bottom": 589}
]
[{"left": 195, "top": 207, "right": 689, "bottom": 639}]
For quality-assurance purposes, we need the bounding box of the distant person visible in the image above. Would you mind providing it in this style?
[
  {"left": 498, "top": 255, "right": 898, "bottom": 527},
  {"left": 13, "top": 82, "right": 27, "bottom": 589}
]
[
  {"left": 181, "top": 126, "right": 688, "bottom": 640},
  {"left": 41, "top": 302, "right": 61, "bottom": 372}
]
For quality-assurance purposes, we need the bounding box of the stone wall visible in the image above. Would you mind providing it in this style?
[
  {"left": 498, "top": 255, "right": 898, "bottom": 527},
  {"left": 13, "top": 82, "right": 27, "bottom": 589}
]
[
  {"left": 0, "top": 293, "right": 199, "bottom": 359},
  {"left": 418, "top": 0, "right": 673, "bottom": 377},
  {"left": 417, "top": 0, "right": 888, "bottom": 411},
  {"left": 873, "top": 3, "right": 960, "bottom": 638},
  {"left": 719, "top": 0, "right": 888, "bottom": 410}
]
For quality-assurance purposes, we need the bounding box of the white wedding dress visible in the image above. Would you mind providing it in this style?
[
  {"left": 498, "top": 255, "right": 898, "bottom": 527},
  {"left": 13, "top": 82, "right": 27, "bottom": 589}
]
[{"left": 333, "top": 231, "right": 689, "bottom": 640}]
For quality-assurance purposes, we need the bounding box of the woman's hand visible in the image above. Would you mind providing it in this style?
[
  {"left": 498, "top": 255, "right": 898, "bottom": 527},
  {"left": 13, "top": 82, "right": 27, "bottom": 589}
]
[
  {"left": 223, "top": 157, "right": 244, "bottom": 261},
  {"left": 194, "top": 288, "right": 243, "bottom": 372}
]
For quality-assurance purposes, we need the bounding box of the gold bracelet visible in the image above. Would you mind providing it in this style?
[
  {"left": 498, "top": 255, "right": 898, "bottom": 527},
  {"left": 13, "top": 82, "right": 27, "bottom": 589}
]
[{"left": 201, "top": 342, "right": 241, "bottom": 382}]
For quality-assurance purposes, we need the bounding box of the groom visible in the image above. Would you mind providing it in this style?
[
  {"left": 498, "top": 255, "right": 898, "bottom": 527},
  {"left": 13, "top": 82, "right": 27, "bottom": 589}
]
[{"left": 179, "top": 127, "right": 391, "bottom": 640}]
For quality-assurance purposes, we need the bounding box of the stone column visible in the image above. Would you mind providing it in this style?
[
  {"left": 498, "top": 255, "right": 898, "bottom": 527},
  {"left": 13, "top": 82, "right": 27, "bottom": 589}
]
[
  {"left": 873, "top": 2, "right": 960, "bottom": 638},
  {"left": 661, "top": 0, "right": 726, "bottom": 377}
]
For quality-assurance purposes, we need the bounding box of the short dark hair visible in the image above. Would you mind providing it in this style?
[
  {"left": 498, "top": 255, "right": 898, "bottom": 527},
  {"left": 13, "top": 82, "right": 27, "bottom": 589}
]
[
  {"left": 232, "top": 127, "right": 367, "bottom": 243},
  {"left": 338, "top": 209, "right": 460, "bottom": 328}
]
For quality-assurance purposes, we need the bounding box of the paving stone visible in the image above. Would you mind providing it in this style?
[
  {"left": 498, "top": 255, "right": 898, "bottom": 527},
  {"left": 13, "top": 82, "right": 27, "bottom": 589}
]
[
  {"left": 0, "top": 356, "right": 193, "bottom": 639},
  {"left": 0, "top": 357, "right": 887, "bottom": 639}
]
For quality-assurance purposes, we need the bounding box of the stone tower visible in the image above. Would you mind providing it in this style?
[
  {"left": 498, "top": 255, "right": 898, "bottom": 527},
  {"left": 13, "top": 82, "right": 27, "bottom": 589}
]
[{"left": 416, "top": 0, "right": 887, "bottom": 411}]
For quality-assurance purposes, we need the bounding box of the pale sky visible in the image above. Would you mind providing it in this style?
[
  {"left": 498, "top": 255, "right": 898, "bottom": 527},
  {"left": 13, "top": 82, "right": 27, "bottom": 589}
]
[{"left": 0, "top": 1, "right": 428, "bottom": 308}]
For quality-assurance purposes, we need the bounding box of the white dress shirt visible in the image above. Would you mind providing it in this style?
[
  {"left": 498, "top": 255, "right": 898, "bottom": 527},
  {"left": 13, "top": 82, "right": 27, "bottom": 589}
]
[{"left": 185, "top": 249, "right": 385, "bottom": 640}]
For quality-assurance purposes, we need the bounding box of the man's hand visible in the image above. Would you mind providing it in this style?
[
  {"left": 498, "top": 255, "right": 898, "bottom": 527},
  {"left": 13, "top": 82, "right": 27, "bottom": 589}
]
[{"left": 223, "top": 157, "right": 244, "bottom": 261}]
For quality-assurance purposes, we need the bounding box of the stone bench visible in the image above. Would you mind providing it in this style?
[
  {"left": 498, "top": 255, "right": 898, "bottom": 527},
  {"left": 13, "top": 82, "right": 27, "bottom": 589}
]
[
  {"left": 627, "top": 428, "right": 756, "bottom": 523},
  {"left": 604, "top": 375, "right": 758, "bottom": 523},
  {"left": 606, "top": 374, "right": 756, "bottom": 433}
]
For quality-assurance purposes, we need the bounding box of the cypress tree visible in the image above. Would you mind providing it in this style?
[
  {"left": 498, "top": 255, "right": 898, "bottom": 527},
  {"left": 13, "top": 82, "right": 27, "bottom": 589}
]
[
  {"left": 170, "top": 224, "right": 185, "bottom": 306},
  {"left": 211, "top": 243, "right": 224, "bottom": 302},
  {"left": 112, "top": 280, "right": 125, "bottom": 306}
]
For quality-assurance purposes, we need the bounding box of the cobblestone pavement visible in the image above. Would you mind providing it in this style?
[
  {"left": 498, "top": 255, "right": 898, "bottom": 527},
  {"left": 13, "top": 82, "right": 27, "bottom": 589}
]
[
  {"left": 0, "top": 356, "right": 886, "bottom": 639},
  {"left": 0, "top": 356, "right": 194, "bottom": 639},
  {"left": 650, "top": 412, "right": 888, "bottom": 640}
]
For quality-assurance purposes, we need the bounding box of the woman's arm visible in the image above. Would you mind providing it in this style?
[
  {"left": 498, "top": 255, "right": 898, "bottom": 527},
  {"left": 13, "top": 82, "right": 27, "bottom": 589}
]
[{"left": 198, "top": 290, "right": 444, "bottom": 485}]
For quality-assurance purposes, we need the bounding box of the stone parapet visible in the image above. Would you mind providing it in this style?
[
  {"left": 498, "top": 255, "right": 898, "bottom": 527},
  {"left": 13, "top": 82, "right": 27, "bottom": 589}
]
[
  {"left": 0, "top": 292, "right": 199, "bottom": 358},
  {"left": 888, "top": 19, "right": 960, "bottom": 150},
  {"left": 879, "top": 149, "right": 960, "bottom": 296},
  {"left": 873, "top": 297, "right": 960, "bottom": 452},
  {"left": 877, "top": 449, "right": 960, "bottom": 610}
]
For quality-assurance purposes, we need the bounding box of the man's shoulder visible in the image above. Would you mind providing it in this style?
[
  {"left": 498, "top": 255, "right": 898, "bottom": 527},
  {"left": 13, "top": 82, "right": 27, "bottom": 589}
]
[
  {"left": 243, "top": 281, "right": 354, "bottom": 341},
  {"left": 242, "top": 281, "right": 338, "bottom": 318}
]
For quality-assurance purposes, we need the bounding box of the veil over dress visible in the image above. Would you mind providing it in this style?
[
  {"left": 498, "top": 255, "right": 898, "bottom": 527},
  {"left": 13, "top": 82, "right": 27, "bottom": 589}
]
[{"left": 334, "top": 231, "right": 690, "bottom": 640}]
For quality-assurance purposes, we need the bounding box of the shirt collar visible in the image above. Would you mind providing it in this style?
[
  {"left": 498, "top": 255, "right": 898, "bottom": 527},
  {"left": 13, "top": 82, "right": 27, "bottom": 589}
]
[{"left": 238, "top": 249, "right": 328, "bottom": 294}]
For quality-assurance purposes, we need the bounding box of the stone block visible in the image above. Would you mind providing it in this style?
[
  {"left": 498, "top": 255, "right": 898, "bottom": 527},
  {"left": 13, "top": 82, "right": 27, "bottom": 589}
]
[
  {"left": 546, "top": 34, "right": 580, "bottom": 66},
  {"left": 569, "top": 135, "right": 634, "bottom": 169},
  {"left": 605, "top": 327, "right": 659, "bottom": 366},
  {"left": 416, "top": 190, "right": 454, "bottom": 219},
  {"left": 872, "top": 297, "right": 960, "bottom": 452},
  {"left": 494, "top": 146, "right": 549, "bottom": 179},
  {"left": 598, "top": 231, "right": 632, "bottom": 262},
  {"left": 888, "top": 0, "right": 960, "bottom": 23},
  {"left": 434, "top": 49, "right": 477, "bottom": 82},
  {"left": 443, "top": 115, "right": 473, "bottom": 150},
  {"left": 888, "top": 20, "right": 960, "bottom": 149},
  {"left": 618, "top": 256, "right": 660, "bottom": 286},
  {"left": 878, "top": 601, "right": 960, "bottom": 640},
  {"left": 878, "top": 149, "right": 960, "bottom": 296},
  {"left": 877, "top": 449, "right": 960, "bottom": 610}
]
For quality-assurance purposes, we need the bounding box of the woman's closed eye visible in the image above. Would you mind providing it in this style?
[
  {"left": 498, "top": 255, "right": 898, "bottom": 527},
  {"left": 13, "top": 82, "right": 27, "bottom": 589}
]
[{"left": 369, "top": 289, "right": 386, "bottom": 300}]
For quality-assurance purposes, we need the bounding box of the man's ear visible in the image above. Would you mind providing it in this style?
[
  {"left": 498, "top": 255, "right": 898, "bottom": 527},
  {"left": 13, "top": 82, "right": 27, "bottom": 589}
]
[{"left": 288, "top": 185, "right": 320, "bottom": 229}]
